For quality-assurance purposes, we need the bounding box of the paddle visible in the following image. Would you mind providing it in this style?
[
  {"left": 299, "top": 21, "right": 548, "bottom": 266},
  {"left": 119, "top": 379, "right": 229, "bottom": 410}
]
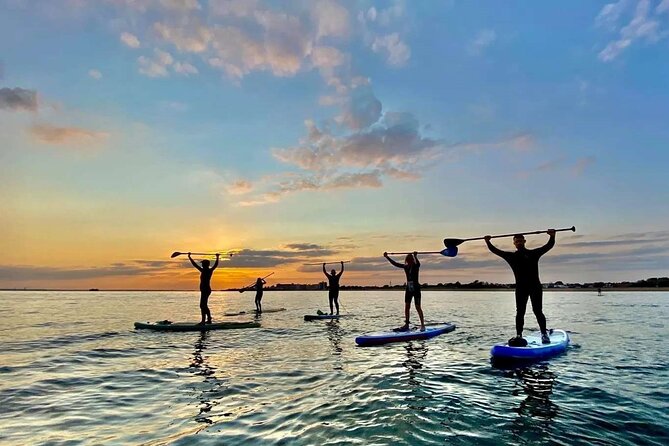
[
  {"left": 171, "top": 251, "right": 234, "bottom": 258},
  {"left": 443, "top": 226, "right": 576, "bottom": 248},
  {"left": 303, "top": 260, "right": 351, "bottom": 266},
  {"left": 386, "top": 248, "right": 458, "bottom": 257},
  {"left": 238, "top": 272, "right": 274, "bottom": 293}
]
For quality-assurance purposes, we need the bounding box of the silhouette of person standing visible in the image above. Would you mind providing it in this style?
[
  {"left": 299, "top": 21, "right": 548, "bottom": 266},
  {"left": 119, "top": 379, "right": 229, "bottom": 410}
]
[
  {"left": 323, "top": 261, "right": 344, "bottom": 315},
  {"left": 251, "top": 277, "right": 266, "bottom": 313},
  {"left": 188, "top": 253, "right": 220, "bottom": 325},
  {"left": 384, "top": 251, "right": 425, "bottom": 332},
  {"left": 485, "top": 229, "right": 556, "bottom": 344}
]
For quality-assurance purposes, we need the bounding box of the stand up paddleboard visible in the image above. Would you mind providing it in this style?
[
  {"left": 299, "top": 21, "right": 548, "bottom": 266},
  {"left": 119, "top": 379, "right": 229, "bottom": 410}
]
[
  {"left": 223, "top": 308, "right": 287, "bottom": 316},
  {"left": 355, "top": 323, "right": 456, "bottom": 347},
  {"left": 490, "top": 329, "right": 569, "bottom": 361},
  {"left": 134, "top": 320, "right": 260, "bottom": 331},
  {"left": 304, "top": 314, "right": 343, "bottom": 321}
]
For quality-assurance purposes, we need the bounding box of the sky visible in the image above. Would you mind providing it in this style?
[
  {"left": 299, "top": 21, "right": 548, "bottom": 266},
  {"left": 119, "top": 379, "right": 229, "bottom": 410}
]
[{"left": 1, "top": 0, "right": 668, "bottom": 290}]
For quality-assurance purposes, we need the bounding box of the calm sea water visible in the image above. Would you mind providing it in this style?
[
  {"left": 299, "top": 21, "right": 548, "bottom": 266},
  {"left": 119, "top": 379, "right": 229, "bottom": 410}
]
[{"left": 0, "top": 290, "right": 667, "bottom": 445}]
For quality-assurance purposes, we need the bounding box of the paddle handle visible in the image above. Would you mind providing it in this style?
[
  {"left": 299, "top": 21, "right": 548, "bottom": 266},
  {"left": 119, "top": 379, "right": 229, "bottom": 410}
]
[{"left": 462, "top": 226, "right": 575, "bottom": 242}]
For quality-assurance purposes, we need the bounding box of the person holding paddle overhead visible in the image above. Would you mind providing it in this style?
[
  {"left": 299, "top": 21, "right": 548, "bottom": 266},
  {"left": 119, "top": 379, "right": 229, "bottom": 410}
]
[
  {"left": 188, "top": 252, "right": 220, "bottom": 325},
  {"left": 323, "top": 261, "right": 344, "bottom": 315},
  {"left": 384, "top": 251, "right": 425, "bottom": 332},
  {"left": 484, "top": 229, "right": 556, "bottom": 345}
]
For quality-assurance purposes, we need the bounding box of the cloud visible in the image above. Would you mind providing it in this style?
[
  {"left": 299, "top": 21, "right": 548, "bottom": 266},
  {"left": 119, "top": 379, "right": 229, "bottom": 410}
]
[
  {"left": 572, "top": 156, "right": 596, "bottom": 176},
  {"left": 173, "top": 61, "right": 198, "bottom": 75},
  {"left": 138, "top": 49, "right": 174, "bottom": 77},
  {"left": 310, "top": 0, "right": 350, "bottom": 39},
  {"left": 30, "top": 124, "right": 109, "bottom": 146},
  {"left": 120, "top": 31, "right": 141, "bottom": 48},
  {"left": 336, "top": 83, "right": 382, "bottom": 130},
  {"left": 371, "top": 32, "right": 410, "bottom": 66},
  {"left": 468, "top": 29, "right": 496, "bottom": 55},
  {"left": 88, "top": 69, "right": 103, "bottom": 79},
  {"left": 596, "top": 0, "right": 667, "bottom": 62},
  {"left": 226, "top": 180, "right": 253, "bottom": 194},
  {"left": 0, "top": 260, "right": 173, "bottom": 281},
  {"left": 0, "top": 87, "right": 38, "bottom": 112}
]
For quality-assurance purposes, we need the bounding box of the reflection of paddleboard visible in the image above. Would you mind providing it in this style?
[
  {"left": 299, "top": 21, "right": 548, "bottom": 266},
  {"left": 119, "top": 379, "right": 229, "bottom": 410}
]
[
  {"left": 491, "top": 329, "right": 569, "bottom": 361},
  {"left": 134, "top": 320, "right": 260, "bottom": 331},
  {"left": 223, "top": 308, "right": 287, "bottom": 316},
  {"left": 355, "top": 323, "right": 456, "bottom": 347},
  {"left": 304, "top": 314, "right": 344, "bottom": 321}
]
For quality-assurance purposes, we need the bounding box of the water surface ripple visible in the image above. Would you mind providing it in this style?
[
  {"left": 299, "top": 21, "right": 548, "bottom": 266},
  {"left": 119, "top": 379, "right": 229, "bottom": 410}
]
[{"left": 0, "top": 290, "right": 667, "bottom": 445}]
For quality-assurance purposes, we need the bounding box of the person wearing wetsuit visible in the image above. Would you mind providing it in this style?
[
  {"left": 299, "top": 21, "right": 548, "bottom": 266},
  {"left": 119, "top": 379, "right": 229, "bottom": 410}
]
[
  {"left": 384, "top": 251, "right": 425, "bottom": 331},
  {"left": 323, "top": 261, "right": 344, "bottom": 315},
  {"left": 485, "top": 229, "right": 556, "bottom": 344},
  {"left": 188, "top": 253, "right": 220, "bottom": 325}
]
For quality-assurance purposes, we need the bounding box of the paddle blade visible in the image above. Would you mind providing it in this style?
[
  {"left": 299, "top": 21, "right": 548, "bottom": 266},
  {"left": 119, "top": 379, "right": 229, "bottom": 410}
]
[
  {"left": 443, "top": 238, "right": 464, "bottom": 248},
  {"left": 170, "top": 251, "right": 182, "bottom": 258},
  {"left": 440, "top": 247, "right": 458, "bottom": 257}
]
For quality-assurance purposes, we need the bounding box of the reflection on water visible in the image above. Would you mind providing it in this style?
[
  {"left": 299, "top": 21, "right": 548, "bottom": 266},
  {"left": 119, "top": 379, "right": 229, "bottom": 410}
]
[
  {"left": 513, "top": 366, "right": 559, "bottom": 419},
  {"left": 325, "top": 320, "right": 343, "bottom": 355},
  {"left": 190, "top": 331, "right": 218, "bottom": 426},
  {"left": 403, "top": 341, "right": 428, "bottom": 388}
]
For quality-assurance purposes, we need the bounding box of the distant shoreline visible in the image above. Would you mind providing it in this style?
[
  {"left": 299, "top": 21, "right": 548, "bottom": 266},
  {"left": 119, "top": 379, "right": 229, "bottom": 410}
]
[{"left": 2, "top": 287, "right": 668, "bottom": 292}]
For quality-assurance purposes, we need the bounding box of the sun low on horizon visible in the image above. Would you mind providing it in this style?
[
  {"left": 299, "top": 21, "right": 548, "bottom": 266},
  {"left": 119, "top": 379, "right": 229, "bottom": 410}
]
[{"left": 1, "top": 0, "right": 668, "bottom": 290}]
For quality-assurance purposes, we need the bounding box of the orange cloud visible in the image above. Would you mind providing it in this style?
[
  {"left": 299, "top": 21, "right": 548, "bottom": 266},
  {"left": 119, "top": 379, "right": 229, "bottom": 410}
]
[{"left": 30, "top": 124, "right": 109, "bottom": 146}]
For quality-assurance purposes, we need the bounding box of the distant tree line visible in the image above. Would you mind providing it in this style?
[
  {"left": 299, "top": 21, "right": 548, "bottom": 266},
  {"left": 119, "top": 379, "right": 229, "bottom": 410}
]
[{"left": 260, "top": 277, "right": 669, "bottom": 291}]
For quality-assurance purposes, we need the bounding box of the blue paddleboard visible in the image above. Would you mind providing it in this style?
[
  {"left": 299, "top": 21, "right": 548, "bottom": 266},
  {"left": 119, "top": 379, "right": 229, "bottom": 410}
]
[
  {"left": 355, "top": 323, "right": 456, "bottom": 346},
  {"left": 490, "top": 329, "right": 569, "bottom": 361}
]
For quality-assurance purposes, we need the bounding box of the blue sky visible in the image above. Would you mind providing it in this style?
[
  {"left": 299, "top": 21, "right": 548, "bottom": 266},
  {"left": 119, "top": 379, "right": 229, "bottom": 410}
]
[{"left": 1, "top": 0, "right": 668, "bottom": 289}]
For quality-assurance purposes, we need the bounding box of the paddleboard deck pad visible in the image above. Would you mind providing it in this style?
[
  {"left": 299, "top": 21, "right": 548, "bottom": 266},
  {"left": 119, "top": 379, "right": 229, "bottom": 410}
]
[
  {"left": 355, "top": 323, "right": 456, "bottom": 346},
  {"left": 223, "top": 308, "right": 287, "bottom": 316},
  {"left": 134, "top": 320, "right": 260, "bottom": 331},
  {"left": 304, "top": 314, "right": 343, "bottom": 321},
  {"left": 490, "top": 329, "right": 569, "bottom": 361}
]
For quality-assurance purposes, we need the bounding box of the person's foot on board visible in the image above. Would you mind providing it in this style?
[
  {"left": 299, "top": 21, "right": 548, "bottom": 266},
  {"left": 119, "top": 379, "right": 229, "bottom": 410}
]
[
  {"left": 206, "top": 319, "right": 212, "bottom": 324},
  {"left": 420, "top": 325, "right": 426, "bottom": 332},
  {"left": 541, "top": 332, "right": 551, "bottom": 344},
  {"left": 395, "top": 324, "right": 409, "bottom": 332}
]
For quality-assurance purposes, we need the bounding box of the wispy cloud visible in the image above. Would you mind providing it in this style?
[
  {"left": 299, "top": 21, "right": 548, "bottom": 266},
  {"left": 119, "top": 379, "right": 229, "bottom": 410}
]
[
  {"left": 30, "top": 124, "right": 109, "bottom": 146},
  {"left": 88, "top": 69, "right": 102, "bottom": 79},
  {"left": 138, "top": 49, "right": 174, "bottom": 77},
  {"left": 596, "top": 0, "right": 668, "bottom": 62},
  {"left": 468, "top": 29, "right": 496, "bottom": 55},
  {"left": 120, "top": 31, "right": 141, "bottom": 48},
  {"left": 371, "top": 33, "right": 411, "bottom": 66}
]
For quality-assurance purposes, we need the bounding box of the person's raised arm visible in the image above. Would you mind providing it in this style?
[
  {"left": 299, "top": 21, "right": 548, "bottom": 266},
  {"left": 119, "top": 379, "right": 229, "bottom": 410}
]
[
  {"left": 413, "top": 252, "right": 420, "bottom": 267},
  {"left": 484, "top": 236, "right": 507, "bottom": 258},
  {"left": 336, "top": 261, "right": 344, "bottom": 278},
  {"left": 384, "top": 252, "right": 404, "bottom": 269},
  {"left": 211, "top": 253, "right": 220, "bottom": 271},
  {"left": 188, "top": 252, "right": 203, "bottom": 271},
  {"left": 534, "top": 229, "right": 556, "bottom": 257},
  {"left": 322, "top": 263, "right": 331, "bottom": 278}
]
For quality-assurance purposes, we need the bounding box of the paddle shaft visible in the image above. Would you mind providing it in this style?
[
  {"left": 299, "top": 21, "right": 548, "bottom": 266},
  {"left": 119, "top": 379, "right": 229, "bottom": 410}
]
[
  {"left": 445, "top": 226, "right": 575, "bottom": 246},
  {"left": 172, "top": 251, "right": 234, "bottom": 258},
  {"left": 304, "top": 261, "right": 351, "bottom": 266},
  {"left": 386, "top": 251, "right": 443, "bottom": 255},
  {"left": 240, "top": 272, "right": 274, "bottom": 290}
]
